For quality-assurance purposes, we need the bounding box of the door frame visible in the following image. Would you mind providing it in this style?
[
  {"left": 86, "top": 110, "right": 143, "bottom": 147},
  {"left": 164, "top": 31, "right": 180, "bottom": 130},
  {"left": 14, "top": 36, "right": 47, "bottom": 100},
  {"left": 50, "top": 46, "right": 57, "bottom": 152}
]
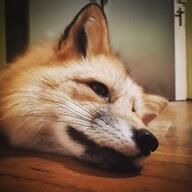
[{"left": 174, "top": 0, "right": 187, "bottom": 100}]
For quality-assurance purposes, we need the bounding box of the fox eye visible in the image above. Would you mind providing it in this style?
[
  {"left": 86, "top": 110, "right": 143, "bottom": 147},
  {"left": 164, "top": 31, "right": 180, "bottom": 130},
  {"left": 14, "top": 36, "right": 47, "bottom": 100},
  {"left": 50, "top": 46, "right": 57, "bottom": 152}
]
[{"left": 88, "top": 81, "right": 110, "bottom": 99}]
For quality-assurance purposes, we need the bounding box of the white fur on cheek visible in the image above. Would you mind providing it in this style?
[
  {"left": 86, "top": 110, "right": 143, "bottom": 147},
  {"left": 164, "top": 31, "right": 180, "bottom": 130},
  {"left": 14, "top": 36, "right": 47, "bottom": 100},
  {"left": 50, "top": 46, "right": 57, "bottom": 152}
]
[
  {"left": 91, "top": 115, "right": 139, "bottom": 156},
  {"left": 54, "top": 122, "right": 86, "bottom": 157}
]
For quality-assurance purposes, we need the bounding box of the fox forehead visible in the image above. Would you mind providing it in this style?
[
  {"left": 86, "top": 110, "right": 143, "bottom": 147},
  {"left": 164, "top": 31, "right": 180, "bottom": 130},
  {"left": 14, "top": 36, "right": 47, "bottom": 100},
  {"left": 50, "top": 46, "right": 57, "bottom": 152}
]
[
  {"left": 38, "top": 54, "right": 138, "bottom": 100},
  {"left": 61, "top": 55, "right": 127, "bottom": 85}
]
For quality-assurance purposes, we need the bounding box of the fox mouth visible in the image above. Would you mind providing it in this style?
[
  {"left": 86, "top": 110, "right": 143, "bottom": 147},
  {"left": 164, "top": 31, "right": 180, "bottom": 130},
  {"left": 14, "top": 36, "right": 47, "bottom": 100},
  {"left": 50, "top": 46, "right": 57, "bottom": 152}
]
[
  {"left": 67, "top": 126, "right": 149, "bottom": 172},
  {"left": 81, "top": 146, "right": 143, "bottom": 172}
]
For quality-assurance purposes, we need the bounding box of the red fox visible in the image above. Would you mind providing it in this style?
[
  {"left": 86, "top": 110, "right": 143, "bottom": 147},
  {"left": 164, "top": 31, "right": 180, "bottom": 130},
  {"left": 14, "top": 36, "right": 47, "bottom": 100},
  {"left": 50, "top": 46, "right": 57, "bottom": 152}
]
[{"left": 0, "top": 4, "right": 167, "bottom": 172}]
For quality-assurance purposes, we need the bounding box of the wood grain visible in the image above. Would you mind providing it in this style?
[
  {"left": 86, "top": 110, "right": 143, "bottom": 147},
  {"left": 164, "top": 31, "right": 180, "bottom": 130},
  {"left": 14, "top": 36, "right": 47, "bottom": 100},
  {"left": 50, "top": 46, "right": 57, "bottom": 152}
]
[{"left": 0, "top": 101, "right": 192, "bottom": 192}]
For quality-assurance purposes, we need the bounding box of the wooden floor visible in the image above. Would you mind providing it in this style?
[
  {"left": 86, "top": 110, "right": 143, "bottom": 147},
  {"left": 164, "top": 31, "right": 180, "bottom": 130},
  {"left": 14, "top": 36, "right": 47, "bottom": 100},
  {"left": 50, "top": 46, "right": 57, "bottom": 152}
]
[{"left": 0, "top": 101, "right": 192, "bottom": 192}]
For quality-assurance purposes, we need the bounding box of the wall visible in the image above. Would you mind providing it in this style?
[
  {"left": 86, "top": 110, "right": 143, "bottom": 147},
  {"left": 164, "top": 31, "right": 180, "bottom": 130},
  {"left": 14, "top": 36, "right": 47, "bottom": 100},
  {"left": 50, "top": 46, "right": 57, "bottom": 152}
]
[
  {"left": 186, "top": 0, "right": 192, "bottom": 99},
  {"left": 105, "top": 0, "right": 175, "bottom": 100},
  {"left": 30, "top": 0, "right": 87, "bottom": 43}
]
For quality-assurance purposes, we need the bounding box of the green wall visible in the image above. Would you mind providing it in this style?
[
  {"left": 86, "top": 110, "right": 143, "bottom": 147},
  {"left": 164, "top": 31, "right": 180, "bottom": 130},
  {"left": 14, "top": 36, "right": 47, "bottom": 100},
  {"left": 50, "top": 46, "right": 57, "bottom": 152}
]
[
  {"left": 186, "top": 0, "right": 192, "bottom": 99},
  {"left": 0, "top": 0, "right": 6, "bottom": 68}
]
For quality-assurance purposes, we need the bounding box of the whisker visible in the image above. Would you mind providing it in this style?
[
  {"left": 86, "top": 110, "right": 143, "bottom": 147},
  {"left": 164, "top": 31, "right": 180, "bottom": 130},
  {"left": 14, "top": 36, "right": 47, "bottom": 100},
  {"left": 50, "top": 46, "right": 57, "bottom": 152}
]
[
  {"left": 54, "top": 120, "right": 93, "bottom": 128},
  {"left": 2, "top": 90, "right": 121, "bottom": 132},
  {"left": 1, "top": 101, "right": 97, "bottom": 127},
  {"left": 40, "top": 94, "right": 96, "bottom": 118},
  {"left": 4, "top": 90, "right": 98, "bottom": 118}
]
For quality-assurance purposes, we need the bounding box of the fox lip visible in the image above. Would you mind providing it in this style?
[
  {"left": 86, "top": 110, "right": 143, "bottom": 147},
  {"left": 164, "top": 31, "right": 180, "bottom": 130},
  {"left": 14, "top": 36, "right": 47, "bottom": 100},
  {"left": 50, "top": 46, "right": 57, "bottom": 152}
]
[
  {"left": 67, "top": 126, "right": 148, "bottom": 172},
  {"left": 81, "top": 146, "right": 143, "bottom": 173}
]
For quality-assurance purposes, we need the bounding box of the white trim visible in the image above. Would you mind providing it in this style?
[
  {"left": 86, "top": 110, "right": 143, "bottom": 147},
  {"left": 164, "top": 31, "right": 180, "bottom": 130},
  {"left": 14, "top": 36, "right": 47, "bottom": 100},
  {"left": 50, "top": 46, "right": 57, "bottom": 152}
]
[{"left": 174, "top": 0, "right": 187, "bottom": 100}]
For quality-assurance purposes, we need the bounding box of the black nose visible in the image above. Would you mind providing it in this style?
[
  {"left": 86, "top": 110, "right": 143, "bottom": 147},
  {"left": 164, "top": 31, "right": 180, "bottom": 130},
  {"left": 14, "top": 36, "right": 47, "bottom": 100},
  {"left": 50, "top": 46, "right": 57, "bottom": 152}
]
[{"left": 134, "top": 128, "right": 159, "bottom": 155}]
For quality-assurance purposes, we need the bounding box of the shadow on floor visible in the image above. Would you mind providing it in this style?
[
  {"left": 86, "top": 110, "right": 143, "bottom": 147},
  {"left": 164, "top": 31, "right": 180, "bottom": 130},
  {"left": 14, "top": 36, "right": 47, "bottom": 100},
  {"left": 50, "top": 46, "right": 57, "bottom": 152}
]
[{"left": 0, "top": 133, "right": 141, "bottom": 179}]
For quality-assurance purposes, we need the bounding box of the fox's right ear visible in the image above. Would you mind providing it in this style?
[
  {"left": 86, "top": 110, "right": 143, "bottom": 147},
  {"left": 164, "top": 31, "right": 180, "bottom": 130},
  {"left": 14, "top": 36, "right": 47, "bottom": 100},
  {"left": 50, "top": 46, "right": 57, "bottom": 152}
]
[
  {"left": 55, "top": 3, "right": 110, "bottom": 60},
  {"left": 135, "top": 94, "right": 168, "bottom": 125}
]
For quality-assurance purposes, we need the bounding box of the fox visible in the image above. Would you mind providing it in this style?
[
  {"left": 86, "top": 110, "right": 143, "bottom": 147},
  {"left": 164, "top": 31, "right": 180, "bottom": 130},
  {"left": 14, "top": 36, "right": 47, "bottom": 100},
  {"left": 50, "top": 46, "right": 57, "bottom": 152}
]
[{"left": 0, "top": 4, "right": 168, "bottom": 172}]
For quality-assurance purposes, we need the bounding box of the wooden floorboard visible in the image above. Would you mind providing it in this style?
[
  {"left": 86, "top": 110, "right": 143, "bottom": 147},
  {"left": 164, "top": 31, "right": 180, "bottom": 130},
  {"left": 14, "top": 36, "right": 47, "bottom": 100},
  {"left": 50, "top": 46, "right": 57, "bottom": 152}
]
[{"left": 0, "top": 101, "right": 192, "bottom": 192}]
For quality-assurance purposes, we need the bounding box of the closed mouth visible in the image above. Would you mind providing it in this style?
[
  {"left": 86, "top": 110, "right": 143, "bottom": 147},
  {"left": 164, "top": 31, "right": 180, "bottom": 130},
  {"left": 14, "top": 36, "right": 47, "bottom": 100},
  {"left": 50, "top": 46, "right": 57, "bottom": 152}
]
[
  {"left": 67, "top": 126, "right": 147, "bottom": 172},
  {"left": 81, "top": 146, "right": 143, "bottom": 173}
]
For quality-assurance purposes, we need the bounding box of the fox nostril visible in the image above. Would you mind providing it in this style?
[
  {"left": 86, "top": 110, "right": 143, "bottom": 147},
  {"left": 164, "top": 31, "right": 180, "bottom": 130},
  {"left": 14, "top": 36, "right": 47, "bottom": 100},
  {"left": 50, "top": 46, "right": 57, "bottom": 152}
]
[{"left": 134, "top": 128, "right": 159, "bottom": 155}]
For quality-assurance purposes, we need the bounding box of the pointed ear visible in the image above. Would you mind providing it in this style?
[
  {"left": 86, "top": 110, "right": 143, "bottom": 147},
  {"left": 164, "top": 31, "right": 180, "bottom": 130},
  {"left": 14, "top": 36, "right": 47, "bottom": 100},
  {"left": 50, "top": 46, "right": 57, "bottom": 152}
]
[
  {"left": 135, "top": 94, "right": 168, "bottom": 125},
  {"left": 56, "top": 3, "right": 110, "bottom": 59}
]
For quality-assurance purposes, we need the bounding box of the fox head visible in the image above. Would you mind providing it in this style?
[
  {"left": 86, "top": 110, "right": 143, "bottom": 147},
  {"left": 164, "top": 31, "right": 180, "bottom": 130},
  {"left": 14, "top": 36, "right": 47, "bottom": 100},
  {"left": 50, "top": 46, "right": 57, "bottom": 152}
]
[{"left": 0, "top": 4, "right": 168, "bottom": 172}]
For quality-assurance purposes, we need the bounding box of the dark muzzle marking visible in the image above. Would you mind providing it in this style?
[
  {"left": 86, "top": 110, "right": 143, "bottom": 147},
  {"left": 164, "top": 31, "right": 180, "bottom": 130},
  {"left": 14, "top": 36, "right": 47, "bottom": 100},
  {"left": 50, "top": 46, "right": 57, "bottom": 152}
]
[
  {"left": 67, "top": 126, "right": 141, "bottom": 172},
  {"left": 67, "top": 126, "right": 96, "bottom": 147}
]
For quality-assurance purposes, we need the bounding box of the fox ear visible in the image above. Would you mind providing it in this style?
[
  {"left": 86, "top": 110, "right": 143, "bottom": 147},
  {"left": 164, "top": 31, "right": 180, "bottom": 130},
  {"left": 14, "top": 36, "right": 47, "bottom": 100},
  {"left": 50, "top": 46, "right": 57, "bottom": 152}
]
[
  {"left": 135, "top": 94, "right": 168, "bottom": 125},
  {"left": 56, "top": 4, "right": 110, "bottom": 59}
]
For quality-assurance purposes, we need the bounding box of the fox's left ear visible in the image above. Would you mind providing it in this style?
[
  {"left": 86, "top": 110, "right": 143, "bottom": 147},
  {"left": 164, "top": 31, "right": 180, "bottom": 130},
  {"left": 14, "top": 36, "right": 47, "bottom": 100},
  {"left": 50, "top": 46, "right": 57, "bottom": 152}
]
[
  {"left": 135, "top": 94, "right": 168, "bottom": 125},
  {"left": 56, "top": 3, "right": 110, "bottom": 59}
]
